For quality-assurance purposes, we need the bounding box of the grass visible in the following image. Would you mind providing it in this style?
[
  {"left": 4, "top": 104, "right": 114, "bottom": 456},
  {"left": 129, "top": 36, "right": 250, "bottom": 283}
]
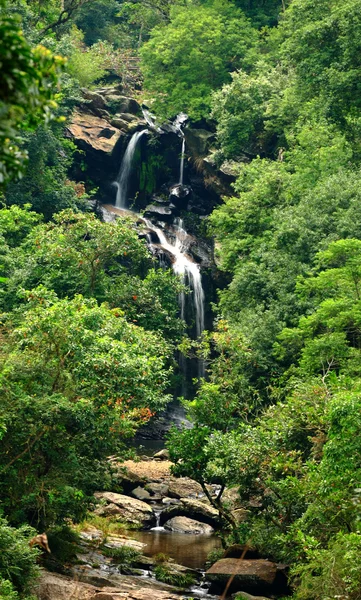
[
  {"left": 101, "top": 545, "right": 141, "bottom": 564},
  {"left": 74, "top": 514, "right": 129, "bottom": 537},
  {"left": 154, "top": 565, "right": 195, "bottom": 588}
]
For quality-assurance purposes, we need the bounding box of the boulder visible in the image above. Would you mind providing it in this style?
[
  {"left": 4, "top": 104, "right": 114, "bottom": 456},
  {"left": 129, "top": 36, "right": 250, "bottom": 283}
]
[
  {"left": 81, "top": 89, "right": 107, "bottom": 110},
  {"left": 164, "top": 516, "right": 214, "bottom": 534},
  {"left": 115, "top": 112, "right": 141, "bottom": 123},
  {"left": 79, "top": 526, "right": 104, "bottom": 544},
  {"left": 160, "top": 497, "right": 219, "bottom": 527},
  {"left": 219, "top": 160, "right": 240, "bottom": 179},
  {"left": 167, "top": 478, "right": 204, "bottom": 499},
  {"left": 94, "top": 492, "right": 155, "bottom": 527},
  {"left": 36, "top": 571, "right": 183, "bottom": 600},
  {"left": 35, "top": 572, "right": 94, "bottom": 600},
  {"left": 153, "top": 449, "right": 170, "bottom": 460},
  {"left": 109, "top": 97, "right": 141, "bottom": 114},
  {"left": 66, "top": 112, "right": 122, "bottom": 155},
  {"left": 103, "top": 535, "right": 145, "bottom": 552},
  {"left": 132, "top": 487, "right": 151, "bottom": 501},
  {"left": 112, "top": 464, "right": 146, "bottom": 487},
  {"left": 110, "top": 117, "right": 133, "bottom": 131},
  {"left": 161, "top": 497, "right": 179, "bottom": 506},
  {"left": 185, "top": 127, "right": 215, "bottom": 157},
  {"left": 206, "top": 558, "right": 278, "bottom": 594},
  {"left": 145, "top": 482, "right": 169, "bottom": 498},
  {"left": 144, "top": 205, "right": 174, "bottom": 221}
]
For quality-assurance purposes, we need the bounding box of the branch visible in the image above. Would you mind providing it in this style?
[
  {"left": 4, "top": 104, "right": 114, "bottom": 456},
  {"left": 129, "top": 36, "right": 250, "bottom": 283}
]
[
  {"left": 1, "top": 428, "right": 49, "bottom": 473},
  {"left": 38, "top": 0, "right": 92, "bottom": 37},
  {"left": 200, "top": 480, "right": 238, "bottom": 531}
]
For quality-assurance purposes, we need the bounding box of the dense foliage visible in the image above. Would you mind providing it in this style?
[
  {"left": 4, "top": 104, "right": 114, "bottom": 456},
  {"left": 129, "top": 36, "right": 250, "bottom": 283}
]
[{"left": 2, "top": 0, "right": 361, "bottom": 597}]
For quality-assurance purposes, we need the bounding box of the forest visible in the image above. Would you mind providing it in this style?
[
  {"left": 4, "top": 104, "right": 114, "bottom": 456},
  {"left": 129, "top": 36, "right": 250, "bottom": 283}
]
[{"left": 1, "top": 0, "right": 361, "bottom": 599}]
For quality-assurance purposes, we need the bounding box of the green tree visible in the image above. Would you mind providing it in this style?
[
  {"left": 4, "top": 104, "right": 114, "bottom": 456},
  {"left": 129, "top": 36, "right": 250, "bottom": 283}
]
[
  {"left": 4, "top": 127, "right": 86, "bottom": 220},
  {"left": 0, "top": 9, "right": 65, "bottom": 185},
  {"left": 0, "top": 289, "right": 172, "bottom": 525},
  {"left": 140, "top": 0, "right": 258, "bottom": 119}
]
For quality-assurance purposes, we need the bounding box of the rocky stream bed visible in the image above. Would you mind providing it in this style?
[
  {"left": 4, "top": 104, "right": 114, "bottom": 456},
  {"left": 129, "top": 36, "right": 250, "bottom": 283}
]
[{"left": 35, "top": 454, "right": 287, "bottom": 600}]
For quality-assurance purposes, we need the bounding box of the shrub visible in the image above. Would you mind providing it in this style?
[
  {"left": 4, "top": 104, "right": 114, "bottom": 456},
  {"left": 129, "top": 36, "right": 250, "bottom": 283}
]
[
  {"left": 0, "top": 518, "right": 39, "bottom": 596},
  {"left": 101, "top": 545, "right": 141, "bottom": 565},
  {"left": 67, "top": 47, "right": 106, "bottom": 87},
  {"left": 291, "top": 532, "right": 361, "bottom": 600},
  {"left": 154, "top": 565, "right": 195, "bottom": 588}
]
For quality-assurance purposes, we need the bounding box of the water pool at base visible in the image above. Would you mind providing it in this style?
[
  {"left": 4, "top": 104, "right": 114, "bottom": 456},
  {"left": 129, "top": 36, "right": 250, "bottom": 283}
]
[{"left": 129, "top": 529, "right": 222, "bottom": 569}]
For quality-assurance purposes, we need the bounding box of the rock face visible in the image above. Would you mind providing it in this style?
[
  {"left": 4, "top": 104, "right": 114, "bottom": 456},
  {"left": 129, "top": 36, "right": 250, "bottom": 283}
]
[
  {"left": 66, "top": 112, "right": 123, "bottom": 154},
  {"left": 160, "top": 497, "right": 220, "bottom": 527},
  {"left": 35, "top": 572, "right": 94, "bottom": 600},
  {"left": 36, "top": 571, "right": 182, "bottom": 600},
  {"left": 164, "top": 516, "right": 214, "bottom": 534},
  {"left": 94, "top": 492, "right": 155, "bottom": 527},
  {"left": 206, "top": 558, "right": 278, "bottom": 594}
]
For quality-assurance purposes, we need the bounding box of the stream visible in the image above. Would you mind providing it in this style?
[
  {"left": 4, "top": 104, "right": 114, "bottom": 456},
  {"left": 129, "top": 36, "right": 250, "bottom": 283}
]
[
  {"left": 98, "top": 124, "right": 218, "bottom": 595},
  {"left": 128, "top": 529, "right": 221, "bottom": 570}
]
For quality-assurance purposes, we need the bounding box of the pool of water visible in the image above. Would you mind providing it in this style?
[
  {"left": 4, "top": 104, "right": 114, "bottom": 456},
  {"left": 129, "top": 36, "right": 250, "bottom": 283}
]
[
  {"left": 129, "top": 529, "right": 222, "bottom": 570},
  {"left": 127, "top": 439, "right": 166, "bottom": 457}
]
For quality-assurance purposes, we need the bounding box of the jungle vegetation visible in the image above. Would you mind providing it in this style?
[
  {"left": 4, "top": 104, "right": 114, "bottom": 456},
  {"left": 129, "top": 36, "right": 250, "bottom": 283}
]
[{"left": 1, "top": 1, "right": 361, "bottom": 598}]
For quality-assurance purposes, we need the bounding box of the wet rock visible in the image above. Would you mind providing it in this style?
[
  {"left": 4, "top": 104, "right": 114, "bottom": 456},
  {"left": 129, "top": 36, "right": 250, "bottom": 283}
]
[
  {"left": 66, "top": 112, "right": 122, "bottom": 155},
  {"left": 153, "top": 449, "right": 170, "bottom": 461},
  {"left": 94, "top": 492, "right": 155, "bottom": 527},
  {"left": 185, "top": 127, "right": 215, "bottom": 156},
  {"left": 206, "top": 558, "right": 278, "bottom": 594},
  {"left": 164, "top": 516, "right": 214, "bottom": 534},
  {"left": 144, "top": 205, "right": 173, "bottom": 221},
  {"left": 132, "top": 487, "right": 151, "bottom": 501},
  {"left": 169, "top": 184, "right": 191, "bottom": 210}
]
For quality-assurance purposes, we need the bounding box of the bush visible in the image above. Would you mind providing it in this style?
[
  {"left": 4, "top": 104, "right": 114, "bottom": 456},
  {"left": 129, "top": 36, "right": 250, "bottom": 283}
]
[
  {"left": 0, "top": 518, "right": 39, "bottom": 597},
  {"left": 292, "top": 532, "right": 361, "bottom": 600},
  {"left": 101, "top": 545, "right": 141, "bottom": 565},
  {"left": 67, "top": 47, "right": 106, "bottom": 87},
  {"left": 154, "top": 565, "right": 195, "bottom": 588}
]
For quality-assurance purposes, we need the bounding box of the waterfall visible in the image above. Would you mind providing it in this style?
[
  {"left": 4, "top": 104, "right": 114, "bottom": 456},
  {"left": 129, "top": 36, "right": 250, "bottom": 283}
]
[
  {"left": 179, "top": 137, "right": 186, "bottom": 185},
  {"left": 143, "top": 217, "right": 205, "bottom": 378},
  {"left": 114, "top": 129, "right": 148, "bottom": 209}
]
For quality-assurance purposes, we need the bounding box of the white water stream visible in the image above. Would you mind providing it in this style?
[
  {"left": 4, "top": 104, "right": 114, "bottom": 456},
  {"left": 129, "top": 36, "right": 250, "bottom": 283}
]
[
  {"left": 143, "top": 217, "right": 205, "bottom": 378},
  {"left": 112, "top": 122, "right": 205, "bottom": 379},
  {"left": 179, "top": 137, "right": 186, "bottom": 185},
  {"left": 114, "top": 129, "right": 148, "bottom": 209}
]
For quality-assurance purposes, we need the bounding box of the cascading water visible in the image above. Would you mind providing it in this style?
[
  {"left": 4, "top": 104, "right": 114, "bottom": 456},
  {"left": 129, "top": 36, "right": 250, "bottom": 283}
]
[
  {"left": 114, "top": 129, "right": 148, "bottom": 209},
  {"left": 143, "top": 217, "right": 205, "bottom": 379},
  {"left": 179, "top": 137, "right": 186, "bottom": 185},
  {"left": 110, "top": 111, "right": 205, "bottom": 380}
]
